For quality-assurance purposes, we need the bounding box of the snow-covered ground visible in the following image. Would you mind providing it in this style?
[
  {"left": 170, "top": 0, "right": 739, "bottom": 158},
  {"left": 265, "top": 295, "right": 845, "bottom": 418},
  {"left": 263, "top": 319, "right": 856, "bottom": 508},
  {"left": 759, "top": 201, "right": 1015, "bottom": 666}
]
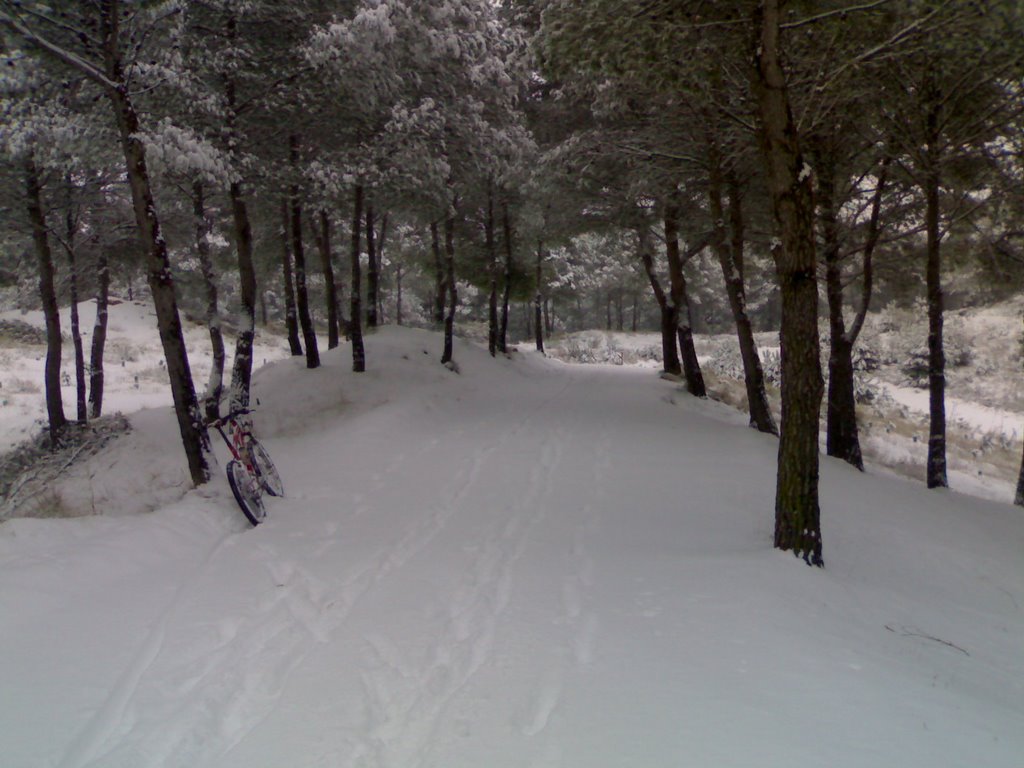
[
  {"left": 1, "top": 315, "right": 1023, "bottom": 767},
  {"left": 0, "top": 299, "right": 291, "bottom": 453},
  {"left": 547, "top": 299, "right": 1024, "bottom": 504}
]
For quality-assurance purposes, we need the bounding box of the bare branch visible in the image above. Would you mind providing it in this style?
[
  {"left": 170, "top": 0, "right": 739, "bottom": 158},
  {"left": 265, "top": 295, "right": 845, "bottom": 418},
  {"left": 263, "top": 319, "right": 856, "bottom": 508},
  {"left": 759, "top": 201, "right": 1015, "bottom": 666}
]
[{"left": 781, "top": 0, "right": 895, "bottom": 30}]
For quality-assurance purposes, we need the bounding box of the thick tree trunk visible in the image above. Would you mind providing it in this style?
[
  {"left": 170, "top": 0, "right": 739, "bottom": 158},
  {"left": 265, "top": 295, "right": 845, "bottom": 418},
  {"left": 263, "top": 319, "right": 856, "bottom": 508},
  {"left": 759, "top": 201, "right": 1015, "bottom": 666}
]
[
  {"left": 441, "top": 210, "right": 458, "bottom": 365},
  {"left": 88, "top": 248, "right": 109, "bottom": 419},
  {"left": 194, "top": 181, "right": 225, "bottom": 423},
  {"left": 664, "top": 198, "right": 706, "bottom": 397},
  {"left": 350, "top": 185, "right": 366, "bottom": 372},
  {"left": 314, "top": 210, "right": 340, "bottom": 349},
  {"left": 431, "top": 221, "right": 445, "bottom": 326},
  {"left": 280, "top": 200, "right": 303, "bottom": 356},
  {"left": 752, "top": 0, "right": 823, "bottom": 565},
  {"left": 534, "top": 240, "right": 545, "bottom": 354},
  {"left": 499, "top": 202, "right": 513, "bottom": 353},
  {"left": 228, "top": 181, "right": 257, "bottom": 407},
  {"left": 26, "top": 157, "right": 66, "bottom": 446},
  {"left": 290, "top": 135, "right": 319, "bottom": 369},
  {"left": 366, "top": 203, "right": 379, "bottom": 328},
  {"left": 63, "top": 179, "right": 87, "bottom": 424},
  {"left": 110, "top": 85, "right": 209, "bottom": 485},
  {"left": 708, "top": 135, "right": 776, "bottom": 434}
]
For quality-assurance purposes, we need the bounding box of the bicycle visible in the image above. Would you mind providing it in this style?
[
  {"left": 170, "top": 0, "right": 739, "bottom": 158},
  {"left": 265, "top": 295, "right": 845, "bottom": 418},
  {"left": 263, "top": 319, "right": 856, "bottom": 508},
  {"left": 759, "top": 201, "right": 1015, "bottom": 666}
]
[{"left": 209, "top": 408, "right": 284, "bottom": 526}]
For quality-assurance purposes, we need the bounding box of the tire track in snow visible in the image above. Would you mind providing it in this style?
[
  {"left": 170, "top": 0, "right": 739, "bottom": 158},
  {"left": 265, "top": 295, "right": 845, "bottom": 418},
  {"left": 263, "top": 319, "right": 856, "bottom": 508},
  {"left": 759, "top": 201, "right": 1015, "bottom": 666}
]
[
  {"left": 354, "top": 421, "right": 569, "bottom": 768},
  {"left": 57, "top": 527, "right": 236, "bottom": 768}
]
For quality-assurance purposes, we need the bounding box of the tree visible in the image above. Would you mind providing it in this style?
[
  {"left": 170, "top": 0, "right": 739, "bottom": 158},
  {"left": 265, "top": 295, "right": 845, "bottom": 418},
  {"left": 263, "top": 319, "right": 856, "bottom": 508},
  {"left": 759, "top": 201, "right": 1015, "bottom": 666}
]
[
  {"left": 873, "top": 2, "right": 1024, "bottom": 488},
  {"left": 3, "top": 0, "right": 211, "bottom": 485}
]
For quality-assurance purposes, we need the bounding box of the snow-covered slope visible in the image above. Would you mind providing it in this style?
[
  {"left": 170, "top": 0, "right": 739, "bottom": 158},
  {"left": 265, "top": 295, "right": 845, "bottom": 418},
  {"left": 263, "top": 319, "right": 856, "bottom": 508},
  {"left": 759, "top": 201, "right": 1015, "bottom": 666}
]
[
  {"left": 0, "top": 299, "right": 290, "bottom": 453},
  {"left": 1, "top": 327, "right": 1022, "bottom": 768}
]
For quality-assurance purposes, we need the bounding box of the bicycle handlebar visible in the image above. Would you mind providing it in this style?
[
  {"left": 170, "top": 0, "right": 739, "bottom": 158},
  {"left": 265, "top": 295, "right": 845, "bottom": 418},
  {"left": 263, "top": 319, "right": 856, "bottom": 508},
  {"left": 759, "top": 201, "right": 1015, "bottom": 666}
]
[{"left": 207, "top": 407, "right": 254, "bottom": 429}]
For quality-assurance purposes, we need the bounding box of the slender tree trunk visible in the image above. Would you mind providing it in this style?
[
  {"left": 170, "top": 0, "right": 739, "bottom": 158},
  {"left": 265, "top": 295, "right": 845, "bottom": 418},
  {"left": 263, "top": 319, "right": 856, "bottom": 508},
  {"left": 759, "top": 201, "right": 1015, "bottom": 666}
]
[
  {"left": 63, "top": 177, "right": 87, "bottom": 424},
  {"left": 88, "top": 247, "right": 109, "bottom": 419},
  {"left": 315, "top": 210, "right": 340, "bottom": 349},
  {"left": 290, "top": 135, "right": 319, "bottom": 369},
  {"left": 280, "top": 199, "right": 302, "bottom": 356},
  {"left": 111, "top": 84, "right": 209, "bottom": 485},
  {"left": 637, "top": 226, "right": 680, "bottom": 375},
  {"left": 350, "top": 184, "right": 366, "bottom": 372},
  {"left": 194, "top": 181, "right": 225, "bottom": 423},
  {"left": 441, "top": 209, "right": 458, "bottom": 365},
  {"left": 1017, "top": 319, "right": 1024, "bottom": 506},
  {"left": 395, "top": 265, "right": 403, "bottom": 326},
  {"left": 499, "top": 201, "right": 513, "bottom": 353},
  {"left": 664, "top": 198, "right": 706, "bottom": 396},
  {"left": 431, "top": 221, "right": 445, "bottom": 326},
  {"left": 366, "top": 202, "right": 379, "bottom": 328},
  {"left": 752, "top": 0, "right": 823, "bottom": 565},
  {"left": 534, "top": 239, "right": 545, "bottom": 353},
  {"left": 924, "top": 167, "right": 947, "bottom": 488},
  {"left": 708, "top": 134, "right": 776, "bottom": 434},
  {"left": 26, "top": 157, "right": 66, "bottom": 446},
  {"left": 486, "top": 184, "right": 498, "bottom": 357},
  {"left": 816, "top": 142, "right": 861, "bottom": 470},
  {"left": 223, "top": 20, "right": 257, "bottom": 412},
  {"left": 228, "top": 181, "right": 257, "bottom": 407},
  {"left": 923, "top": 94, "right": 947, "bottom": 488}
]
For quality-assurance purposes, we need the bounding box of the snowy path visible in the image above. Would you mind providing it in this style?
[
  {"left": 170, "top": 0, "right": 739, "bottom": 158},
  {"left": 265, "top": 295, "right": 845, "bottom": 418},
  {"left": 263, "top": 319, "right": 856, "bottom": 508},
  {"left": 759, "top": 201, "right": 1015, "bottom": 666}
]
[{"left": 3, "top": 332, "right": 1023, "bottom": 768}]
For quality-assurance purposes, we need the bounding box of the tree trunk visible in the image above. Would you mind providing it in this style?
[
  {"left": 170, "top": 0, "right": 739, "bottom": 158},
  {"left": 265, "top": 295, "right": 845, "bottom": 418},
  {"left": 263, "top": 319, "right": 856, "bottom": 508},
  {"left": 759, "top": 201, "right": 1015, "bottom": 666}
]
[
  {"left": 534, "top": 239, "right": 545, "bottom": 354},
  {"left": 315, "top": 210, "right": 340, "bottom": 349},
  {"left": 486, "top": 185, "right": 498, "bottom": 357},
  {"left": 110, "top": 83, "right": 209, "bottom": 485},
  {"left": 637, "top": 226, "right": 680, "bottom": 375},
  {"left": 194, "top": 181, "right": 225, "bottom": 423},
  {"left": 280, "top": 199, "right": 303, "bottom": 356},
  {"left": 752, "top": 0, "right": 823, "bottom": 566},
  {"left": 290, "top": 135, "right": 320, "bottom": 369},
  {"left": 441, "top": 209, "right": 458, "bottom": 365},
  {"left": 88, "top": 247, "right": 109, "bottom": 419},
  {"left": 366, "top": 202, "right": 379, "bottom": 328},
  {"left": 25, "top": 157, "right": 66, "bottom": 446},
  {"left": 499, "top": 201, "right": 513, "bottom": 353},
  {"left": 923, "top": 91, "right": 947, "bottom": 488},
  {"left": 350, "top": 184, "right": 366, "bottom": 372},
  {"left": 664, "top": 198, "right": 706, "bottom": 397},
  {"left": 395, "top": 265, "right": 403, "bottom": 326},
  {"left": 377, "top": 212, "right": 389, "bottom": 323},
  {"left": 707, "top": 133, "right": 776, "bottom": 434},
  {"left": 63, "top": 177, "right": 87, "bottom": 424},
  {"left": 816, "top": 142, "right": 863, "bottom": 470},
  {"left": 1017, "top": 320, "right": 1024, "bottom": 506},
  {"left": 228, "top": 181, "right": 257, "bottom": 408},
  {"left": 431, "top": 221, "right": 445, "bottom": 326}
]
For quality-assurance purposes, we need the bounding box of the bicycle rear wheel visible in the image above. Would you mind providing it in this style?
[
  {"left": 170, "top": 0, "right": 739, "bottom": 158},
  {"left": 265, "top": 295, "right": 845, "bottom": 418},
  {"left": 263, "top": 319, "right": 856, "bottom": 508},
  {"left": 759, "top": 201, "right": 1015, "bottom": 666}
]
[
  {"left": 247, "top": 438, "right": 284, "bottom": 497},
  {"left": 227, "top": 459, "right": 266, "bottom": 526}
]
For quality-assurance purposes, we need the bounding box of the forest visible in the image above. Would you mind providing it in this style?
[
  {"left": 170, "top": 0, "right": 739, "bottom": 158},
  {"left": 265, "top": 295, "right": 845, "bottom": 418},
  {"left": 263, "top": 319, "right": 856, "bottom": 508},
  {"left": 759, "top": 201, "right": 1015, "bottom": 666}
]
[{"left": 2, "top": 0, "right": 1024, "bottom": 570}]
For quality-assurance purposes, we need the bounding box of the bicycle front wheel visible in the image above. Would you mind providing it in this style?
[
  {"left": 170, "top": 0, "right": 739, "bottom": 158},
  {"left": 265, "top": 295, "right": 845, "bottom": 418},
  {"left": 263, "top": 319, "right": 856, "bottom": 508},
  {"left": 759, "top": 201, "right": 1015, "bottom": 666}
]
[
  {"left": 247, "top": 438, "right": 284, "bottom": 497},
  {"left": 227, "top": 459, "right": 266, "bottom": 526}
]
